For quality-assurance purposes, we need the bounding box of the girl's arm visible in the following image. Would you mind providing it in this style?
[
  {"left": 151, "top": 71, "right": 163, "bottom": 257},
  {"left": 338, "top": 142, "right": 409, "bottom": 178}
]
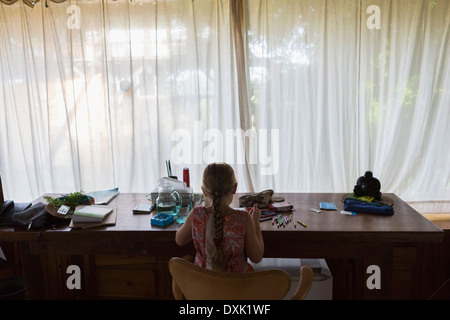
[
  {"left": 175, "top": 209, "right": 194, "bottom": 246},
  {"left": 245, "top": 204, "right": 264, "bottom": 263}
]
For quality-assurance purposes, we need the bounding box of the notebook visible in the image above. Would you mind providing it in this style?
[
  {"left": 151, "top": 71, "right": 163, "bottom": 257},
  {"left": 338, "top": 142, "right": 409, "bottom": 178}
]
[
  {"left": 319, "top": 202, "right": 337, "bottom": 210},
  {"left": 69, "top": 206, "right": 117, "bottom": 229},
  {"left": 72, "top": 206, "right": 112, "bottom": 222}
]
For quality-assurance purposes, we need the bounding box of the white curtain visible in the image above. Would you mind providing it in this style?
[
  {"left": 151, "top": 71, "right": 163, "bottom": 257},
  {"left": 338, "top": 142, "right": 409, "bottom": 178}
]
[
  {"left": 0, "top": 0, "right": 253, "bottom": 201},
  {"left": 1, "top": 0, "right": 449, "bottom": 202},
  {"left": 359, "top": 0, "right": 450, "bottom": 201},
  {"left": 247, "top": 0, "right": 450, "bottom": 201},
  {"left": 247, "top": 0, "right": 361, "bottom": 193}
]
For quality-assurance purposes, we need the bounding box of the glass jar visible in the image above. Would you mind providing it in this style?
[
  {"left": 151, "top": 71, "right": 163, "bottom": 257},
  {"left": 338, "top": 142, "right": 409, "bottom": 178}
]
[{"left": 156, "top": 181, "right": 182, "bottom": 214}]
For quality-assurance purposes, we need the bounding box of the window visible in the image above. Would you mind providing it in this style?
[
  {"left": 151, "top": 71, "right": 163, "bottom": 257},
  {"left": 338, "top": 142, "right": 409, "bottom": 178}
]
[{"left": 0, "top": 0, "right": 449, "bottom": 201}]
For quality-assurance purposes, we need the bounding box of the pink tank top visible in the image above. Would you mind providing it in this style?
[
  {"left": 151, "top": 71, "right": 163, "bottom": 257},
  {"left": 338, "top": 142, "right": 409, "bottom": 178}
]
[{"left": 192, "top": 206, "right": 249, "bottom": 272}]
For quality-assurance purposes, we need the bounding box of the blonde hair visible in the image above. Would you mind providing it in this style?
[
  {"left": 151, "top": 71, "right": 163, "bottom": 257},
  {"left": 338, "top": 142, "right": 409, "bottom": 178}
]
[{"left": 201, "top": 163, "right": 237, "bottom": 271}]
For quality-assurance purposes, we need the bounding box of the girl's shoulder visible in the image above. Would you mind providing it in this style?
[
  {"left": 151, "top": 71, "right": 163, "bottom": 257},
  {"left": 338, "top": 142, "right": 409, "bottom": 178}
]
[
  {"left": 192, "top": 205, "right": 208, "bottom": 217},
  {"left": 192, "top": 205, "right": 206, "bottom": 211},
  {"left": 233, "top": 208, "right": 248, "bottom": 216},
  {"left": 227, "top": 208, "right": 248, "bottom": 224}
]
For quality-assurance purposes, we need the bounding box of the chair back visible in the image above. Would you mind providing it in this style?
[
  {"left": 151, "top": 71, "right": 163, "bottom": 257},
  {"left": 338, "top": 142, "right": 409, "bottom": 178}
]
[{"left": 169, "top": 257, "right": 299, "bottom": 300}]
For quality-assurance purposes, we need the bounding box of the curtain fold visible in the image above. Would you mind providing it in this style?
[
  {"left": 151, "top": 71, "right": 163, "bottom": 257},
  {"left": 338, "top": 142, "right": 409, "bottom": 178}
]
[{"left": 230, "top": 0, "right": 254, "bottom": 193}]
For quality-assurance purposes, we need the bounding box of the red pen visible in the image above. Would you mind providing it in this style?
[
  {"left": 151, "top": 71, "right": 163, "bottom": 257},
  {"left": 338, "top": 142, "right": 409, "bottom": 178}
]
[{"left": 183, "top": 168, "right": 190, "bottom": 187}]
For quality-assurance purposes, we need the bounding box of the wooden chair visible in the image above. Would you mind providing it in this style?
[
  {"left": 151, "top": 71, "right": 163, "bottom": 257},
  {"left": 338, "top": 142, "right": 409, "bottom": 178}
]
[{"left": 168, "top": 256, "right": 314, "bottom": 300}]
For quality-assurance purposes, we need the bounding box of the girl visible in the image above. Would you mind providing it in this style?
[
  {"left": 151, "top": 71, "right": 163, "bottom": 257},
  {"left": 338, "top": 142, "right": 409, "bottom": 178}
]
[{"left": 175, "top": 163, "right": 264, "bottom": 272}]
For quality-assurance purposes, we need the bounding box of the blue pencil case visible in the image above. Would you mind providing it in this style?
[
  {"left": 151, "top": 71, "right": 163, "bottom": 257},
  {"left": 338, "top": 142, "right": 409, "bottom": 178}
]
[
  {"left": 151, "top": 213, "right": 175, "bottom": 226},
  {"left": 344, "top": 199, "right": 394, "bottom": 216}
]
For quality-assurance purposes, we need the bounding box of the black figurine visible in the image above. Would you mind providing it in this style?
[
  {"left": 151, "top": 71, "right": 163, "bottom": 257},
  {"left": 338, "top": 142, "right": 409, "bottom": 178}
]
[{"left": 353, "top": 171, "right": 382, "bottom": 200}]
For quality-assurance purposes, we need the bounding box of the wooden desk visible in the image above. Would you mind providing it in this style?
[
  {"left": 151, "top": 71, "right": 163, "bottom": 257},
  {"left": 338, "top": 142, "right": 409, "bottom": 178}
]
[
  {"left": 0, "top": 193, "right": 444, "bottom": 299},
  {"left": 419, "top": 218, "right": 450, "bottom": 300}
]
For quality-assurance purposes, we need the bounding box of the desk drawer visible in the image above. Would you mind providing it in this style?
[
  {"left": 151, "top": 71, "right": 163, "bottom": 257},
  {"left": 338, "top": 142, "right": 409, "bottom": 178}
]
[{"left": 92, "top": 255, "right": 170, "bottom": 299}]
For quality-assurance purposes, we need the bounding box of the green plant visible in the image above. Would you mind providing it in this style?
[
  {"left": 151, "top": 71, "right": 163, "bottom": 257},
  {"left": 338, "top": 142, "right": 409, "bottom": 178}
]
[{"left": 44, "top": 191, "right": 91, "bottom": 209}]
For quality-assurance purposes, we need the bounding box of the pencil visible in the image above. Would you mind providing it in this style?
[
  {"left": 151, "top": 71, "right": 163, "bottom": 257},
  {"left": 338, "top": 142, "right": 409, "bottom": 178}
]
[{"left": 296, "top": 219, "right": 307, "bottom": 228}]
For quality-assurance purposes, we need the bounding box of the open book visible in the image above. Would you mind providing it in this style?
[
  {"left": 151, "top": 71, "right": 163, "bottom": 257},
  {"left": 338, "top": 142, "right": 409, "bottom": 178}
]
[{"left": 86, "top": 188, "right": 119, "bottom": 205}]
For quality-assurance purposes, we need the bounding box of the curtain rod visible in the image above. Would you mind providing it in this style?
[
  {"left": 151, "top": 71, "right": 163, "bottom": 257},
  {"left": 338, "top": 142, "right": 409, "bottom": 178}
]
[
  {"left": 0, "top": 0, "right": 132, "bottom": 9},
  {"left": 0, "top": 0, "right": 67, "bottom": 8}
]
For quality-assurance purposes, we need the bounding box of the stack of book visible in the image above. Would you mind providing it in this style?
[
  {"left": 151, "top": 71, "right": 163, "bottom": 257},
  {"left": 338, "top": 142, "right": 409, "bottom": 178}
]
[
  {"left": 72, "top": 206, "right": 113, "bottom": 222},
  {"left": 69, "top": 205, "right": 116, "bottom": 229}
]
